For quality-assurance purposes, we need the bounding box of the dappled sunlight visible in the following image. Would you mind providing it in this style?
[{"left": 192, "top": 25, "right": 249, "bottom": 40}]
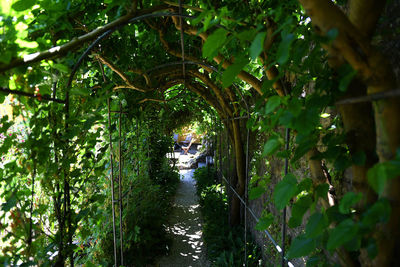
[{"left": 156, "top": 168, "right": 209, "bottom": 266}]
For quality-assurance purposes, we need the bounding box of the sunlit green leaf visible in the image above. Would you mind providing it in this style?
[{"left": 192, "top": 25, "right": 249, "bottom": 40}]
[{"left": 11, "top": 0, "right": 36, "bottom": 11}]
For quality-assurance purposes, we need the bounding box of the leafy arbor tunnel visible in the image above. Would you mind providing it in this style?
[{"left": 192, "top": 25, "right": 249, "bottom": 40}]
[{"left": 1, "top": 0, "right": 400, "bottom": 266}]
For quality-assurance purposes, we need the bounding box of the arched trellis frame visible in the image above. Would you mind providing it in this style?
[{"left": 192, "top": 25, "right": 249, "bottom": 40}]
[{"left": 1, "top": 10, "right": 290, "bottom": 267}]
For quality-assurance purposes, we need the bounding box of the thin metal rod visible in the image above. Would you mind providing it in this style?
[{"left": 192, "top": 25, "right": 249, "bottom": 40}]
[
  {"left": 107, "top": 97, "right": 118, "bottom": 267},
  {"left": 225, "top": 123, "right": 231, "bottom": 223},
  {"left": 136, "top": 119, "right": 140, "bottom": 176},
  {"left": 219, "top": 171, "right": 295, "bottom": 266},
  {"left": 28, "top": 163, "right": 36, "bottom": 247},
  {"left": 220, "top": 172, "right": 278, "bottom": 246},
  {"left": 244, "top": 121, "right": 250, "bottom": 267},
  {"left": 218, "top": 120, "right": 222, "bottom": 184},
  {"left": 281, "top": 127, "right": 291, "bottom": 267},
  {"left": 118, "top": 102, "right": 124, "bottom": 266}
]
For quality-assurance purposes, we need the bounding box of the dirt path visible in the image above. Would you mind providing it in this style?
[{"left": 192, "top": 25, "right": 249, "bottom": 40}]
[{"left": 155, "top": 168, "right": 210, "bottom": 267}]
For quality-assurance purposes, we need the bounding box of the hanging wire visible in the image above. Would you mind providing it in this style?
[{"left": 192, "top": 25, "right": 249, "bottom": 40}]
[
  {"left": 107, "top": 97, "right": 118, "bottom": 267},
  {"left": 219, "top": 171, "right": 295, "bottom": 267}
]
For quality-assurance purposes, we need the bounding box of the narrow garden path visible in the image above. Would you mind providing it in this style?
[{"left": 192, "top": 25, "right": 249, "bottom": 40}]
[{"left": 156, "top": 153, "right": 210, "bottom": 267}]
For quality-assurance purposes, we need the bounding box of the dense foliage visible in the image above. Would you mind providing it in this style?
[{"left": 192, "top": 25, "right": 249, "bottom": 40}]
[
  {"left": 0, "top": 0, "right": 399, "bottom": 266},
  {"left": 193, "top": 167, "right": 262, "bottom": 266}
]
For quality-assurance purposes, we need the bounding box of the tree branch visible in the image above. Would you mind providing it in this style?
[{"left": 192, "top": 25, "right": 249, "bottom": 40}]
[
  {"left": 168, "top": 15, "right": 264, "bottom": 94},
  {"left": 0, "top": 87, "right": 66, "bottom": 104},
  {"left": 128, "top": 69, "right": 151, "bottom": 86},
  {"left": 96, "top": 55, "right": 147, "bottom": 92},
  {"left": 0, "top": 5, "right": 168, "bottom": 73},
  {"left": 348, "top": 0, "right": 385, "bottom": 39},
  {"left": 138, "top": 98, "right": 166, "bottom": 103}
]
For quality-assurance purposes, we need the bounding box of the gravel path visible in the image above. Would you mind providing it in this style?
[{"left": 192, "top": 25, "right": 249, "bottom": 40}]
[{"left": 155, "top": 168, "right": 210, "bottom": 267}]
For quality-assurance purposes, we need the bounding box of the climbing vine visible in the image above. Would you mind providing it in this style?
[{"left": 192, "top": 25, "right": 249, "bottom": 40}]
[{"left": 1, "top": 0, "right": 400, "bottom": 266}]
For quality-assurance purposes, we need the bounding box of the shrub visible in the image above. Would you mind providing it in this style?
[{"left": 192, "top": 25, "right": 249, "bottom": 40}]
[{"left": 92, "top": 168, "right": 179, "bottom": 266}]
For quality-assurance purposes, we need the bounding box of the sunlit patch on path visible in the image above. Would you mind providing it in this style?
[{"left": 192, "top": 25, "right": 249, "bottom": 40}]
[{"left": 156, "top": 168, "right": 210, "bottom": 267}]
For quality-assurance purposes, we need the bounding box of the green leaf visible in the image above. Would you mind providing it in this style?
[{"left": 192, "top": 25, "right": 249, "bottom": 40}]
[
  {"left": 339, "top": 192, "right": 363, "bottom": 214},
  {"left": 236, "top": 29, "right": 257, "bottom": 42},
  {"left": 305, "top": 212, "right": 328, "bottom": 238},
  {"left": 265, "top": 95, "right": 281, "bottom": 115},
  {"left": 53, "top": 63, "right": 70, "bottom": 73},
  {"left": 192, "top": 10, "right": 210, "bottom": 25},
  {"left": 315, "top": 183, "right": 329, "bottom": 200},
  {"left": 249, "top": 186, "right": 265, "bottom": 200},
  {"left": 338, "top": 64, "right": 357, "bottom": 92},
  {"left": 202, "top": 28, "right": 228, "bottom": 59},
  {"left": 366, "top": 238, "right": 378, "bottom": 259},
  {"left": 0, "top": 51, "right": 12, "bottom": 64},
  {"left": 361, "top": 198, "right": 391, "bottom": 226},
  {"left": 287, "top": 234, "right": 316, "bottom": 259},
  {"left": 250, "top": 32, "right": 266, "bottom": 60},
  {"left": 297, "top": 178, "right": 312, "bottom": 192},
  {"left": 274, "top": 173, "right": 298, "bottom": 210},
  {"left": 343, "top": 235, "right": 361, "bottom": 251},
  {"left": 367, "top": 160, "right": 400, "bottom": 194},
  {"left": 289, "top": 195, "right": 312, "bottom": 228},
  {"left": 276, "top": 32, "right": 295, "bottom": 65},
  {"left": 11, "top": 0, "right": 36, "bottom": 11},
  {"left": 326, "top": 205, "right": 348, "bottom": 224},
  {"left": 2, "top": 194, "right": 17, "bottom": 212},
  {"left": 326, "top": 219, "right": 358, "bottom": 250},
  {"left": 255, "top": 214, "right": 274, "bottom": 230},
  {"left": 221, "top": 56, "right": 249, "bottom": 88},
  {"left": 263, "top": 136, "right": 282, "bottom": 156},
  {"left": 75, "top": 208, "right": 90, "bottom": 223}
]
